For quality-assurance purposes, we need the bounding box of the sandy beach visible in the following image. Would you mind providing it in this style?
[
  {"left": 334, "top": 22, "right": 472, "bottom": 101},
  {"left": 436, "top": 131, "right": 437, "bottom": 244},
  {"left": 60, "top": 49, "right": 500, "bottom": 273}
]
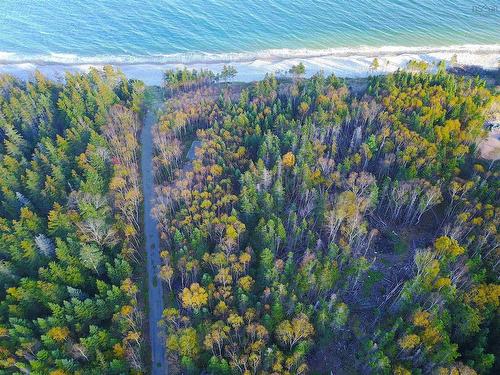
[{"left": 0, "top": 45, "right": 498, "bottom": 84}]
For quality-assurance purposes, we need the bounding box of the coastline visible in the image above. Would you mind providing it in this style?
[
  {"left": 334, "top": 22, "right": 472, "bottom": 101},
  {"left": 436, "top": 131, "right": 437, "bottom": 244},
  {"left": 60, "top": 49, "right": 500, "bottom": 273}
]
[{"left": 0, "top": 44, "right": 498, "bottom": 84}]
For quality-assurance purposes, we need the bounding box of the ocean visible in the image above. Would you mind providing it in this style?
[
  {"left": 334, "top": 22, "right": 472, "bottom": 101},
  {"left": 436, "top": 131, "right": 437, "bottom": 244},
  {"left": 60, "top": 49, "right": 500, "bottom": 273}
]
[{"left": 0, "top": 0, "right": 499, "bottom": 83}]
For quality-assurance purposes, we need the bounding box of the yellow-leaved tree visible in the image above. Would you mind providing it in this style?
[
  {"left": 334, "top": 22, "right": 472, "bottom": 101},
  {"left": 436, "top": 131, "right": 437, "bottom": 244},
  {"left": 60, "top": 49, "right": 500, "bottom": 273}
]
[
  {"left": 180, "top": 283, "right": 208, "bottom": 309},
  {"left": 282, "top": 152, "right": 296, "bottom": 168},
  {"left": 276, "top": 313, "right": 314, "bottom": 350}
]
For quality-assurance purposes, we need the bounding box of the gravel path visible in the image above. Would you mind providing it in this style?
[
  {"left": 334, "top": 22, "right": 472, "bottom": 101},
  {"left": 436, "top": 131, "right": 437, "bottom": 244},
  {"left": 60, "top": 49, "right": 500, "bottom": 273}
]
[{"left": 141, "top": 94, "right": 167, "bottom": 374}]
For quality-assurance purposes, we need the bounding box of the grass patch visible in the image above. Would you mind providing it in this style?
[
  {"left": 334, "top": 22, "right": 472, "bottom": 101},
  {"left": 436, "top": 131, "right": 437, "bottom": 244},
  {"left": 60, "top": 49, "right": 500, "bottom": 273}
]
[
  {"left": 166, "top": 289, "right": 176, "bottom": 305},
  {"left": 393, "top": 237, "right": 409, "bottom": 255},
  {"left": 388, "top": 231, "right": 409, "bottom": 255},
  {"left": 379, "top": 258, "right": 391, "bottom": 266},
  {"left": 363, "top": 270, "right": 384, "bottom": 296}
]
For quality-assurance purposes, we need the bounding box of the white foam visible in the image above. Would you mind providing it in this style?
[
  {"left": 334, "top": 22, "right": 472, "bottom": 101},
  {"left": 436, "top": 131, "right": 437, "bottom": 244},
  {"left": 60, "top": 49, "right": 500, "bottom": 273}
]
[
  {"left": 1, "top": 44, "right": 499, "bottom": 65},
  {"left": 0, "top": 45, "right": 498, "bottom": 84}
]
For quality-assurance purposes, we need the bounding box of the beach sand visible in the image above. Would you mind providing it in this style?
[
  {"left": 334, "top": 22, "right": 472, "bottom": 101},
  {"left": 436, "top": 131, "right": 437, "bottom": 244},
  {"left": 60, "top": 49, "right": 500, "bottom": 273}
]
[{"left": 0, "top": 46, "right": 498, "bottom": 85}]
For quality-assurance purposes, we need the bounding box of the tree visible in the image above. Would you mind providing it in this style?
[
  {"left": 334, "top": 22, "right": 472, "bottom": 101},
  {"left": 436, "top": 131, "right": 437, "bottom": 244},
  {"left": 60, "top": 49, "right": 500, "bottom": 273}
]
[
  {"left": 450, "top": 54, "right": 458, "bottom": 67},
  {"left": 434, "top": 236, "right": 465, "bottom": 258},
  {"left": 399, "top": 334, "right": 420, "bottom": 350},
  {"left": 149, "top": 67, "right": 498, "bottom": 374},
  {"left": 276, "top": 314, "right": 314, "bottom": 350},
  {"left": 0, "top": 68, "right": 145, "bottom": 373},
  {"left": 370, "top": 57, "right": 380, "bottom": 71},
  {"left": 204, "top": 321, "right": 229, "bottom": 356},
  {"left": 220, "top": 65, "right": 237, "bottom": 84},
  {"left": 47, "top": 326, "right": 70, "bottom": 342},
  {"left": 282, "top": 151, "right": 296, "bottom": 168},
  {"left": 289, "top": 63, "right": 306, "bottom": 79},
  {"left": 159, "top": 264, "right": 174, "bottom": 290},
  {"left": 80, "top": 244, "right": 104, "bottom": 273},
  {"left": 180, "top": 283, "right": 208, "bottom": 309}
]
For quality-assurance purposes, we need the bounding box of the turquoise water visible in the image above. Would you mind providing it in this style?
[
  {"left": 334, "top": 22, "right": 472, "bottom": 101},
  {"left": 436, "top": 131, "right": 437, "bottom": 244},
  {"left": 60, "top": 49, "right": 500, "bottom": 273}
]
[{"left": 0, "top": 0, "right": 499, "bottom": 64}]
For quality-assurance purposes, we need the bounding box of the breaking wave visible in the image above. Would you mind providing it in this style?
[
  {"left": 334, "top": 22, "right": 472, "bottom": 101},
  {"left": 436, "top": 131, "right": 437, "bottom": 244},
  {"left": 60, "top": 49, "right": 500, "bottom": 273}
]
[{"left": 1, "top": 44, "right": 499, "bottom": 66}]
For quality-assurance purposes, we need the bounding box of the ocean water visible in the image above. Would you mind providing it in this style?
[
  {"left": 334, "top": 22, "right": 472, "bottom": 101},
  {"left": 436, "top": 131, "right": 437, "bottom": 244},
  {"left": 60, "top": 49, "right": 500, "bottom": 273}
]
[{"left": 0, "top": 0, "right": 499, "bottom": 82}]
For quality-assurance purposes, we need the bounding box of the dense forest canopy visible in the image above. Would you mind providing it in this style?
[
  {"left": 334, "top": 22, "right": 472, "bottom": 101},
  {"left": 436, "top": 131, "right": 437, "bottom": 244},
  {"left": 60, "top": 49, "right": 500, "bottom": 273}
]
[
  {"left": 0, "top": 67, "right": 146, "bottom": 374},
  {"left": 0, "top": 65, "right": 498, "bottom": 375},
  {"left": 153, "top": 66, "right": 498, "bottom": 374}
]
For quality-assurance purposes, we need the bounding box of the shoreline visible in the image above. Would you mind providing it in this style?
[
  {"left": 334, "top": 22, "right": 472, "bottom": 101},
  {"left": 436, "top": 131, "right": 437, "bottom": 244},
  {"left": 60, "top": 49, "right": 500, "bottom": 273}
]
[
  {"left": 0, "top": 45, "right": 498, "bottom": 84},
  {"left": 1, "top": 44, "right": 499, "bottom": 65}
]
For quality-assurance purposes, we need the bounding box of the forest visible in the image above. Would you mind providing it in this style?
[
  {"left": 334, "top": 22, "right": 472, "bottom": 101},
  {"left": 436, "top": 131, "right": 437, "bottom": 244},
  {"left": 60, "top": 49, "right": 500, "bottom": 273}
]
[
  {"left": 0, "top": 67, "right": 146, "bottom": 374},
  {"left": 152, "top": 65, "right": 498, "bottom": 374},
  {"left": 0, "top": 64, "right": 498, "bottom": 375}
]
